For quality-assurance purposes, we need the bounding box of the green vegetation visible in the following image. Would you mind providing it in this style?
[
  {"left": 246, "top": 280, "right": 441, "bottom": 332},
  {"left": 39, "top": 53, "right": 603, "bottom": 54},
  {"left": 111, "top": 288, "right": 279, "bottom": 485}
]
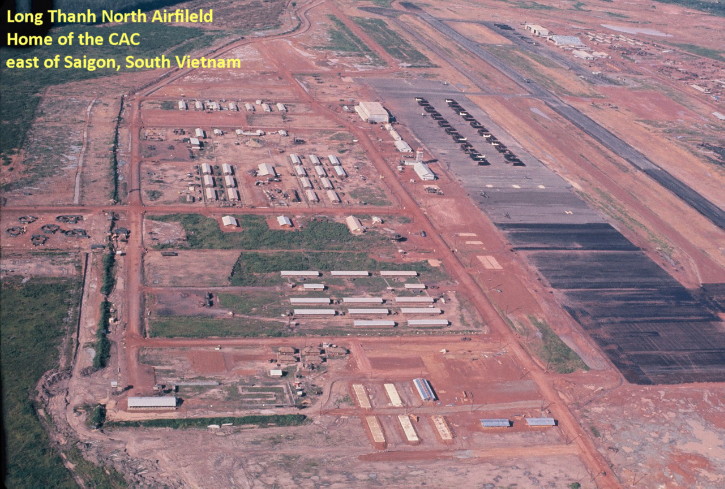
[
  {"left": 151, "top": 214, "right": 387, "bottom": 250},
  {"left": 146, "top": 189, "right": 163, "bottom": 201},
  {"left": 101, "top": 251, "right": 116, "bottom": 296},
  {"left": 1, "top": 22, "right": 221, "bottom": 175},
  {"left": 568, "top": 483, "right": 582, "bottom": 489},
  {"left": 217, "top": 292, "right": 287, "bottom": 316},
  {"left": 529, "top": 316, "right": 588, "bottom": 374},
  {"left": 590, "top": 425, "right": 601, "bottom": 438},
  {"left": 320, "top": 15, "right": 382, "bottom": 64},
  {"left": 653, "top": 0, "right": 725, "bottom": 16},
  {"left": 352, "top": 17, "right": 435, "bottom": 67},
  {"left": 89, "top": 404, "right": 107, "bottom": 429},
  {"left": 230, "top": 251, "right": 435, "bottom": 286},
  {"left": 109, "top": 97, "right": 124, "bottom": 202},
  {"left": 1, "top": 278, "right": 80, "bottom": 488},
  {"left": 150, "top": 316, "right": 289, "bottom": 338},
  {"left": 107, "top": 414, "right": 308, "bottom": 429},
  {"left": 669, "top": 42, "right": 724, "bottom": 62},
  {"left": 348, "top": 187, "right": 392, "bottom": 206},
  {"left": 160, "top": 100, "right": 177, "bottom": 110},
  {"left": 94, "top": 300, "right": 112, "bottom": 369}
]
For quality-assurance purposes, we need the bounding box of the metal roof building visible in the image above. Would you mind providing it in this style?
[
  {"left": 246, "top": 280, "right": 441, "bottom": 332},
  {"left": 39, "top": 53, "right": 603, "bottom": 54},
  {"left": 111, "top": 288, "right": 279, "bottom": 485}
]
[
  {"left": 281, "top": 270, "right": 320, "bottom": 277},
  {"left": 355, "top": 101, "right": 390, "bottom": 123},
  {"left": 224, "top": 175, "right": 236, "bottom": 188},
  {"left": 333, "top": 166, "right": 347, "bottom": 178},
  {"left": 413, "top": 162, "right": 436, "bottom": 181},
  {"left": 309, "top": 154, "right": 321, "bottom": 165},
  {"left": 290, "top": 297, "right": 331, "bottom": 304},
  {"left": 353, "top": 320, "right": 396, "bottom": 327},
  {"left": 314, "top": 166, "right": 327, "bottom": 177},
  {"left": 481, "top": 419, "right": 511, "bottom": 428},
  {"left": 348, "top": 308, "right": 390, "bottom": 315},
  {"left": 195, "top": 128, "right": 206, "bottom": 138},
  {"left": 222, "top": 163, "right": 233, "bottom": 175},
  {"left": 327, "top": 190, "right": 340, "bottom": 203},
  {"left": 401, "top": 307, "right": 442, "bottom": 315},
  {"left": 290, "top": 154, "right": 302, "bottom": 165},
  {"left": 203, "top": 175, "right": 215, "bottom": 187},
  {"left": 205, "top": 187, "right": 216, "bottom": 201},
  {"left": 380, "top": 271, "right": 418, "bottom": 277},
  {"left": 261, "top": 103, "right": 272, "bottom": 112},
  {"left": 407, "top": 319, "right": 450, "bottom": 327},
  {"left": 303, "top": 283, "right": 325, "bottom": 290},
  {"left": 395, "top": 296, "right": 435, "bottom": 303},
  {"left": 293, "top": 309, "right": 336, "bottom": 316},
  {"left": 395, "top": 140, "right": 413, "bottom": 153},
  {"left": 222, "top": 216, "right": 239, "bottom": 227},
  {"left": 276, "top": 102, "right": 287, "bottom": 112},
  {"left": 526, "top": 418, "right": 557, "bottom": 426},
  {"left": 277, "top": 216, "right": 293, "bottom": 227},
  {"left": 128, "top": 396, "right": 177, "bottom": 410},
  {"left": 342, "top": 296, "right": 382, "bottom": 303},
  {"left": 327, "top": 155, "right": 341, "bottom": 166},
  {"left": 300, "top": 177, "right": 313, "bottom": 189},
  {"left": 258, "top": 163, "right": 276, "bottom": 176},
  {"left": 227, "top": 188, "right": 240, "bottom": 201},
  {"left": 405, "top": 283, "right": 426, "bottom": 289},
  {"left": 294, "top": 165, "right": 307, "bottom": 177},
  {"left": 306, "top": 190, "right": 319, "bottom": 202},
  {"left": 189, "top": 137, "right": 201, "bottom": 148},
  {"left": 195, "top": 100, "right": 204, "bottom": 110},
  {"left": 413, "top": 378, "right": 436, "bottom": 401},
  {"left": 332, "top": 271, "right": 370, "bottom": 277},
  {"left": 321, "top": 178, "right": 334, "bottom": 190},
  {"left": 200, "top": 163, "right": 212, "bottom": 175},
  {"left": 228, "top": 101, "right": 238, "bottom": 111},
  {"left": 178, "top": 100, "right": 187, "bottom": 110},
  {"left": 346, "top": 216, "right": 365, "bottom": 235},
  {"left": 244, "top": 102, "right": 254, "bottom": 112}
]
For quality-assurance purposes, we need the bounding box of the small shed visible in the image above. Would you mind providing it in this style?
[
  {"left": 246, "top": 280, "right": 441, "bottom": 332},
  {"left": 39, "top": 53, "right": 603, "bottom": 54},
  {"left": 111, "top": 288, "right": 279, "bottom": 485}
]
[
  {"left": 222, "top": 216, "right": 239, "bottom": 227},
  {"left": 258, "top": 163, "right": 277, "bottom": 177},
  {"left": 277, "top": 216, "right": 293, "bottom": 227}
]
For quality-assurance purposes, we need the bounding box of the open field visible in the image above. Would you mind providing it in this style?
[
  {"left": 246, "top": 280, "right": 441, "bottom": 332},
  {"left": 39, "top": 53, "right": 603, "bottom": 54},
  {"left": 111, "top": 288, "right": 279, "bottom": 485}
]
[{"left": 2, "top": 0, "right": 724, "bottom": 487}]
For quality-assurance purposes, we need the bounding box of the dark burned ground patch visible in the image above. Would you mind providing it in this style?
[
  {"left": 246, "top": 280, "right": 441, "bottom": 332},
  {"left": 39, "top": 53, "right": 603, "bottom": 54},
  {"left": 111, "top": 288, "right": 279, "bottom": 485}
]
[{"left": 511, "top": 224, "right": 725, "bottom": 384}]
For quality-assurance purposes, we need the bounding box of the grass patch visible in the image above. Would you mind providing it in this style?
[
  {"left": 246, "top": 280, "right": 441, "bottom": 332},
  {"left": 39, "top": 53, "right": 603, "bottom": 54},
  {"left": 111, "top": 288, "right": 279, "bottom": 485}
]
[
  {"left": 94, "top": 300, "right": 112, "bottom": 369},
  {"left": 229, "top": 251, "right": 436, "bottom": 286},
  {"left": 1, "top": 278, "right": 81, "bottom": 488},
  {"left": 151, "top": 214, "right": 388, "bottom": 250},
  {"left": 217, "top": 292, "right": 288, "bottom": 316},
  {"left": 319, "top": 15, "right": 383, "bottom": 64},
  {"left": 529, "top": 316, "right": 588, "bottom": 373},
  {"left": 348, "top": 187, "right": 392, "bottom": 206},
  {"left": 150, "top": 316, "right": 289, "bottom": 338},
  {"left": 107, "top": 414, "right": 308, "bottom": 429},
  {"left": 352, "top": 17, "right": 435, "bottom": 67},
  {"left": 516, "top": 1, "right": 558, "bottom": 9},
  {"left": 653, "top": 0, "right": 725, "bottom": 16},
  {"left": 668, "top": 42, "right": 724, "bottom": 62}
]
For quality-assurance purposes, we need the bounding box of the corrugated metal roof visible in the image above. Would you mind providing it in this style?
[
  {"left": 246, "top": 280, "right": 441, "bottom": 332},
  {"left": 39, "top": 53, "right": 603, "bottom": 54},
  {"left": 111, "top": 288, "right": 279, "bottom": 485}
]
[
  {"left": 407, "top": 319, "right": 449, "bottom": 326},
  {"left": 526, "top": 418, "right": 557, "bottom": 426},
  {"left": 280, "top": 271, "right": 320, "bottom": 276},
  {"left": 128, "top": 396, "right": 177, "bottom": 408},
  {"left": 380, "top": 271, "right": 418, "bottom": 276},
  {"left": 395, "top": 296, "right": 435, "bottom": 303},
  {"left": 481, "top": 419, "right": 511, "bottom": 428},
  {"left": 332, "top": 271, "right": 370, "bottom": 276},
  {"left": 342, "top": 297, "right": 383, "bottom": 303}
]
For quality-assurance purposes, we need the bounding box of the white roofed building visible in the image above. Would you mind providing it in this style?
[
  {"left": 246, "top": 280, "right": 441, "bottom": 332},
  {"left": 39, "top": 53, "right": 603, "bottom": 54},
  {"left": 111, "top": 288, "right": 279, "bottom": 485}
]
[{"left": 355, "top": 101, "right": 390, "bottom": 123}]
